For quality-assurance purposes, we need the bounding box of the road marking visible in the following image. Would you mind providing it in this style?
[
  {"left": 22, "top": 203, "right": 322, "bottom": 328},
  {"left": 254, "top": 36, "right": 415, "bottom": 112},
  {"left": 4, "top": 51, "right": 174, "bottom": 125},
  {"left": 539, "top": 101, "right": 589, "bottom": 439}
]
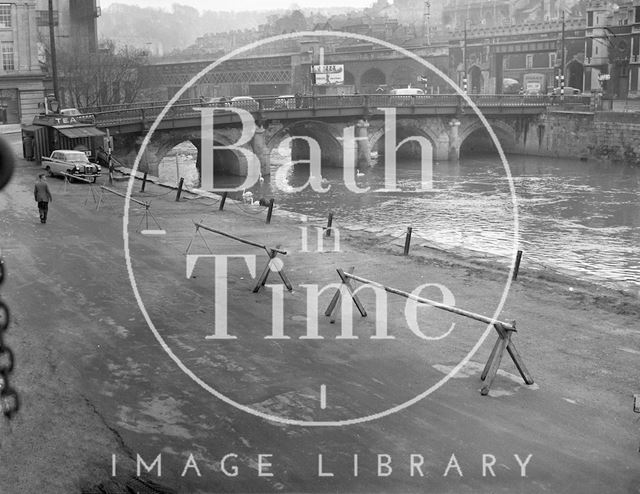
[
  {"left": 320, "top": 384, "right": 326, "bottom": 409},
  {"left": 141, "top": 230, "right": 167, "bottom": 236}
]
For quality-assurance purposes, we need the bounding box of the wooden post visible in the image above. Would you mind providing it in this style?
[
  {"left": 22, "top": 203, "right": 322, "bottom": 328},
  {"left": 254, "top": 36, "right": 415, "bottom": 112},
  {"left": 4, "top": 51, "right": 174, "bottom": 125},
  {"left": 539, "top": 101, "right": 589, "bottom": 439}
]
[
  {"left": 140, "top": 172, "right": 148, "bottom": 192},
  {"left": 513, "top": 250, "right": 523, "bottom": 280},
  {"left": 175, "top": 177, "right": 184, "bottom": 202},
  {"left": 266, "top": 198, "right": 274, "bottom": 224},
  {"left": 325, "top": 212, "right": 334, "bottom": 238},
  {"left": 219, "top": 191, "right": 228, "bottom": 211},
  {"left": 106, "top": 128, "right": 113, "bottom": 186},
  {"left": 403, "top": 227, "right": 413, "bottom": 256}
]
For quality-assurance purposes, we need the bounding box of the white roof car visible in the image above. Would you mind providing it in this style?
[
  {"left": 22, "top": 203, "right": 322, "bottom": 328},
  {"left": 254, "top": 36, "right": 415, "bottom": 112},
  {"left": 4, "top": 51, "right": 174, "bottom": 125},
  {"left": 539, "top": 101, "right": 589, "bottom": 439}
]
[
  {"left": 274, "top": 95, "right": 296, "bottom": 109},
  {"left": 230, "top": 96, "right": 259, "bottom": 111},
  {"left": 60, "top": 108, "right": 82, "bottom": 116},
  {"left": 390, "top": 87, "right": 425, "bottom": 95},
  {"left": 43, "top": 149, "right": 101, "bottom": 182}
]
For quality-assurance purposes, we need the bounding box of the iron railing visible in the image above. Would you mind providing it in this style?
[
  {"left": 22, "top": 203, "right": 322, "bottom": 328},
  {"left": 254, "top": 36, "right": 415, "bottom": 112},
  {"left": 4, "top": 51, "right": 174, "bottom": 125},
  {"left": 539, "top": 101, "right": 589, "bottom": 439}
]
[{"left": 88, "top": 93, "right": 590, "bottom": 127}]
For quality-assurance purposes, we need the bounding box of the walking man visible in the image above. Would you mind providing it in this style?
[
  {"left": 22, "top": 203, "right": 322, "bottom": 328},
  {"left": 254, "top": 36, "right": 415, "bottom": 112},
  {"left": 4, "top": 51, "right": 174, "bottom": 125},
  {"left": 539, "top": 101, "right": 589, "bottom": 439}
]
[{"left": 34, "top": 173, "right": 52, "bottom": 223}]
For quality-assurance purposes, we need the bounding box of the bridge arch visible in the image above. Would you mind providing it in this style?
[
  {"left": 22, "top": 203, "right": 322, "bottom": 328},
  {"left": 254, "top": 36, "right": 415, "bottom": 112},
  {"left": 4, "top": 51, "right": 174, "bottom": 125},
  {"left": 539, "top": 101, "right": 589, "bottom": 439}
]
[
  {"left": 154, "top": 138, "right": 200, "bottom": 185},
  {"left": 468, "top": 65, "right": 484, "bottom": 94},
  {"left": 369, "top": 121, "right": 440, "bottom": 161},
  {"left": 360, "top": 68, "right": 386, "bottom": 93},
  {"left": 459, "top": 119, "right": 517, "bottom": 156},
  {"left": 154, "top": 130, "right": 259, "bottom": 186},
  {"left": 344, "top": 70, "right": 356, "bottom": 87},
  {"left": 266, "top": 119, "right": 343, "bottom": 169},
  {"left": 566, "top": 59, "right": 584, "bottom": 91},
  {"left": 390, "top": 64, "right": 417, "bottom": 88}
]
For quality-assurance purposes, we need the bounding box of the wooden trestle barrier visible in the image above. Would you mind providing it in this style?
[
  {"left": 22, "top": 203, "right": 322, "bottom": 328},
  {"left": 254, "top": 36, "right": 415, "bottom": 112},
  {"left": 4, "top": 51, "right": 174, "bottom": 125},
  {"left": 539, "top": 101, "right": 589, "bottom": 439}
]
[
  {"left": 187, "top": 221, "right": 293, "bottom": 293},
  {"left": 96, "top": 185, "right": 163, "bottom": 232},
  {"left": 325, "top": 267, "right": 534, "bottom": 395},
  {"left": 61, "top": 172, "right": 100, "bottom": 205}
]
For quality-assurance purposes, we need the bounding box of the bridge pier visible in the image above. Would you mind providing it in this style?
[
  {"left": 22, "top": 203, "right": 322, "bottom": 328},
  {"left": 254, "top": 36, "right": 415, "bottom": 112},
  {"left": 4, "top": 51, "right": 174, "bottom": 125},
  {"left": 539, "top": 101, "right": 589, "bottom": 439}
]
[
  {"left": 251, "top": 125, "right": 271, "bottom": 177},
  {"left": 356, "top": 119, "right": 371, "bottom": 169},
  {"left": 447, "top": 119, "right": 461, "bottom": 161}
]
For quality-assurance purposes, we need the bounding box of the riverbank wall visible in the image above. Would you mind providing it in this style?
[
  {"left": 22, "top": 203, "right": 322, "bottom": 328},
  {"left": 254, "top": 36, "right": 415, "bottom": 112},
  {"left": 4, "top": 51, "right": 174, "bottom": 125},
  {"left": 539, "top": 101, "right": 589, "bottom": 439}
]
[{"left": 515, "top": 110, "right": 640, "bottom": 165}]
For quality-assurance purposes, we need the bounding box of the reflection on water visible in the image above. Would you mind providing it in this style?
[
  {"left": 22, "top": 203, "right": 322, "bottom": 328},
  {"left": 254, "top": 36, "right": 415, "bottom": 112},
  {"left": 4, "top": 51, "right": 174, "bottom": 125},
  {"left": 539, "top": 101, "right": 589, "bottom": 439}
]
[{"left": 169, "top": 149, "right": 640, "bottom": 288}]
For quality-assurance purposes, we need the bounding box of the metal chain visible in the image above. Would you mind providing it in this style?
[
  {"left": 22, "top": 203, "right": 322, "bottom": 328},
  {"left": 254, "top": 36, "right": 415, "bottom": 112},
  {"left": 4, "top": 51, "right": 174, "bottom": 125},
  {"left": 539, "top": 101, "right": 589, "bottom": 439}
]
[{"left": 0, "top": 255, "right": 18, "bottom": 419}]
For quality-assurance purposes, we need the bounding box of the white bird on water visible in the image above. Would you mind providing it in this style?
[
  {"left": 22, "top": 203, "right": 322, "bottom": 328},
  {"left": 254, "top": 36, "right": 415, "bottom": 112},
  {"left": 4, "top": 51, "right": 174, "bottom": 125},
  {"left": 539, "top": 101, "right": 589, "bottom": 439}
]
[
  {"left": 242, "top": 189, "right": 254, "bottom": 204},
  {"left": 356, "top": 169, "right": 365, "bottom": 177}
]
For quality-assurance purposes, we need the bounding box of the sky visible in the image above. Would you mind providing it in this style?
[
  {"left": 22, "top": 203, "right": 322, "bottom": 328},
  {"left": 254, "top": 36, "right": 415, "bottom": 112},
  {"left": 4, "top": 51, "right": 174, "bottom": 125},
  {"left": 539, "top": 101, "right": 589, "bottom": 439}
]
[{"left": 100, "top": 0, "right": 376, "bottom": 12}]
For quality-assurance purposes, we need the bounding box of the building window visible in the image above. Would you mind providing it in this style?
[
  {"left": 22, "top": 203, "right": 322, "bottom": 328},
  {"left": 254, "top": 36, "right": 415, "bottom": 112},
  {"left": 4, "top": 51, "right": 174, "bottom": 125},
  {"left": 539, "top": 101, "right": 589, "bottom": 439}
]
[
  {"left": 635, "top": 6, "right": 640, "bottom": 24},
  {"left": 36, "top": 10, "right": 59, "bottom": 27},
  {"left": 2, "top": 41, "right": 14, "bottom": 71},
  {"left": 587, "top": 11, "right": 593, "bottom": 27},
  {"left": 525, "top": 54, "right": 533, "bottom": 69},
  {"left": 549, "top": 53, "right": 557, "bottom": 68},
  {"left": 0, "top": 4, "right": 11, "bottom": 28}
]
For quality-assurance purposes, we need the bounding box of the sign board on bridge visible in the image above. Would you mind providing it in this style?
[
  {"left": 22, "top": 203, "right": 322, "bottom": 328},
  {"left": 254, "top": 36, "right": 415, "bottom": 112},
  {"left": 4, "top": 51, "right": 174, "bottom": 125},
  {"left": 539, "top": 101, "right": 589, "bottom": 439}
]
[{"left": 312, "top": 64, "right": 344, "bottom": 85}]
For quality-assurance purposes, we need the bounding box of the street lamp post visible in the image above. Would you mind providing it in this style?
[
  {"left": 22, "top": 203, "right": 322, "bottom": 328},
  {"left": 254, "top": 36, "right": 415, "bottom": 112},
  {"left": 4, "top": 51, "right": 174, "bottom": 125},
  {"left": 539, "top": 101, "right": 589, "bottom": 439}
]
[{"left": 423, "top": 1, "right": 431, "bottom": 46}]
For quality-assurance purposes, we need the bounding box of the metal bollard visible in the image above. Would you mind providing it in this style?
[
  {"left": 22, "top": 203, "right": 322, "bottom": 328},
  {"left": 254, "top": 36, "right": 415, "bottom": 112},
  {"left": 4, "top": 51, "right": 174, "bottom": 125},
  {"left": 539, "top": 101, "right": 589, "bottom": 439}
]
[
  {"left": 266, "top": 198, "right": 274, "bottom": 224},
  {"left": 512, "top": 250, "right": 523, "bottom": 280},
  {"left": 325, "top": 212, "right": 334, "bottom": 238},
  {"left": 140, "top": 172, "right": 148, "bottom": 192},
  {"left": 175, "top": 177, "right": 184, "bottom": 202},
  {"left": 219, "top": 191, "right": 228, "bottom": 211},
  {"left": 403, "top": 227, "right": 413, "bottom": 256}
]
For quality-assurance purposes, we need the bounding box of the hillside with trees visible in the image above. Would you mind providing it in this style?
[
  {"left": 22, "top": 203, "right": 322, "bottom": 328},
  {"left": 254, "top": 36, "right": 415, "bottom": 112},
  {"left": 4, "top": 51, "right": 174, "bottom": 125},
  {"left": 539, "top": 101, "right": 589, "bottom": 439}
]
[{"left": 98, "top": 3, "right": 358, "bottom": 55}]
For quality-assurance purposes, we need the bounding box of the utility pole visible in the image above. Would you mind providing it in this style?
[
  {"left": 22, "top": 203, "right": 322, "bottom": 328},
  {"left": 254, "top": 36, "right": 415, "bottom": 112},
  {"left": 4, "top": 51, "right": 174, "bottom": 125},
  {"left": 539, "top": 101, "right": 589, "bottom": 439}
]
[
  {"left": 48, "top": 0, "right": 59, "bottom": 104},
  {"left": 560, "top": 9, "right": 566, "bottom": 100}
]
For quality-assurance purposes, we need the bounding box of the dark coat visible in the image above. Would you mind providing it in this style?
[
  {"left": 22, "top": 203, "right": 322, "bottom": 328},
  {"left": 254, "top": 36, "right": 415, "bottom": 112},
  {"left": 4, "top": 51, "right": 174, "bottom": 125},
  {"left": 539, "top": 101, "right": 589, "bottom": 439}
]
[{"left": 34, "top": 180, "right": 52, "bottom": 203}]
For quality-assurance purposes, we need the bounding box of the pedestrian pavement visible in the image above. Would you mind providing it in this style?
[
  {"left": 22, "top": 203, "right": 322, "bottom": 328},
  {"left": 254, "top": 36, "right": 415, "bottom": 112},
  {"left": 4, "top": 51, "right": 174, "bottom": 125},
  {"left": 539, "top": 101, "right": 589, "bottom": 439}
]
[{"left": 2, "top": 154, "right": 639, "bottom": 493}]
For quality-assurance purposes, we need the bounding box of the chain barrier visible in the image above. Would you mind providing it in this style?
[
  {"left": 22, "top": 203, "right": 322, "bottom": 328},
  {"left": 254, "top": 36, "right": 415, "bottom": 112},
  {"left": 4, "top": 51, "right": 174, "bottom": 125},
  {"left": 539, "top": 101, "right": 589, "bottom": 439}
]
[
  {"left": 330, "top": 217, "right": 407, "bottom": 246},
  {"left": 232, "top": 201, "right": 269, "bottom": 216},
  {"left": 0, "top": 254, "right": 18, "bottom": 419}
]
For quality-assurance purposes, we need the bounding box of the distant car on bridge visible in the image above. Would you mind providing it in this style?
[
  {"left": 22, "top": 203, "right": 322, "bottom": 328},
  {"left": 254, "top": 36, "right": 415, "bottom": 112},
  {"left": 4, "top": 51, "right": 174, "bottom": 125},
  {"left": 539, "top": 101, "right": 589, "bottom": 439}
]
[
  {"left": 273, "top": 95, "right": 296, "bottom": 109},
  {"left": 389, "top": 87, "right": 429, "bottom": 105},
  {"left": 390, "top": 87, "right": 425, "bottom": 96},
  {"left": 230, "top": 96, "right": 259, "bottom": 111},
  {"left": 549, "top": 86, "right": 582, "bottom": 96},
  {"left": 201, "top": 96, "right": 229, "bottom": 107}
]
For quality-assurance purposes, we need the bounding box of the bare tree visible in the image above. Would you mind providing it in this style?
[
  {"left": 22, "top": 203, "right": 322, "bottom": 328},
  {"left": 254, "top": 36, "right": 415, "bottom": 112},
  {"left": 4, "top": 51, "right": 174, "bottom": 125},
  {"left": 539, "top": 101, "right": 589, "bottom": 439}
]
[{"left": 40, "top": 37, "right": 149, "bottom": 110}]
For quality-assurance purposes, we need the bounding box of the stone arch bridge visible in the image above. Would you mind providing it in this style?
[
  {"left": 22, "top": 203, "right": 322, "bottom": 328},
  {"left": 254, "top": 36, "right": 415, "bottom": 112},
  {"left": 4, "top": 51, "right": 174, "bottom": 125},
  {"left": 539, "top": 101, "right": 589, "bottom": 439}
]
[{"left": 93, "top": 94, "right": 569, "bottom": 181}]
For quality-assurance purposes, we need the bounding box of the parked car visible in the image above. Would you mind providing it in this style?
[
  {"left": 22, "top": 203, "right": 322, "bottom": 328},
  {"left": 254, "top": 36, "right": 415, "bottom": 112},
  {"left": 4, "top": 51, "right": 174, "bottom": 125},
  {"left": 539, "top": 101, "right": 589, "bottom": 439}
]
[
  {"left": 59, "top": 108, "right": 82, "bottom": 116},
  {"left": 201, "top": 96, "right": 228, "bottom": 107},
  {"left": 273, "top": 95, "right": 296, "bottom": 109},
  {"left": 42, "top": 150, "right": 101, "bottom": 182},
  {"left": 389, "top": 87, "right": 428, "bottom": 105},
  {"left": 550, "top": 86, "right": 582, "bottom": 96},
  {"left": 390, "top": 87, "right": 425, "bottom": 96},
  {"left": 229, "top": 96, "right": 259, "bottom": 111}
]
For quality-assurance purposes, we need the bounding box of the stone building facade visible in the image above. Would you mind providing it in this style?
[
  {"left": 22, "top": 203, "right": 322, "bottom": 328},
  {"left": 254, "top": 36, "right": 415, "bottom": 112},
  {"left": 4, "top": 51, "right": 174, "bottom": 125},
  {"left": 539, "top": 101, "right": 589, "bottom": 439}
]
[{"left": 0, "top": 1, "right": 45, "bottom": 124}]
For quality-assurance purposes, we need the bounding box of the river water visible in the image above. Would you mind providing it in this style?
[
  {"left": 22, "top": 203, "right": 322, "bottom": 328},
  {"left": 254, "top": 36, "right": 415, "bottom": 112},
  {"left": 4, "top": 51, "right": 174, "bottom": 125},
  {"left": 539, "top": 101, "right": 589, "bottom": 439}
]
[{"left": 159, "top": 148, "right": 640, "bottom": 290}]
